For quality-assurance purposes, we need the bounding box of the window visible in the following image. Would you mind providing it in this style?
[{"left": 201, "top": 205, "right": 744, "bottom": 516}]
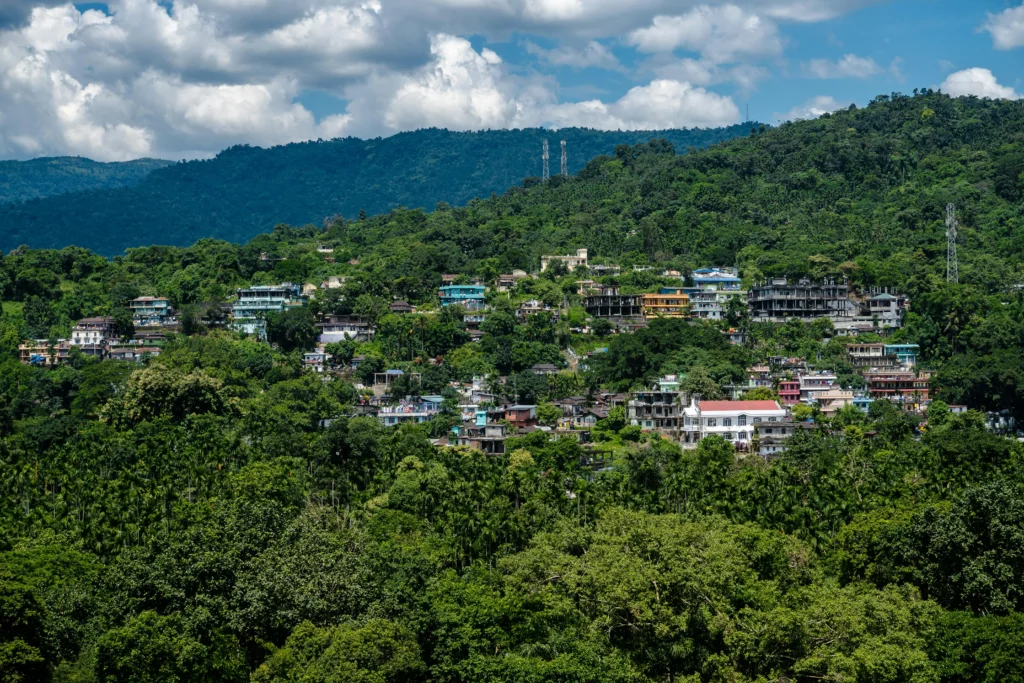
[
  {"left": 684, "top": 417, "right": 691, "bottom": 426},
  {"left": 738, "top": 415, "right": 747, "bottom": 426},
  {"left": 706, "top": 418, "right": 716, "bottom": 427},
  {"left": 724, "top": 432, "right": 733, "bottom": 440},
  {"left": 723, "top": 418, "right": 732, "bottom": 427},
  {"left": 769, "top": 417, "right": 778, "bottom": 422},
  {"left": 738, "top": 431, "right": 748, "bottom": 441},
  {"left": 752, "top": 417, "right": 761, "bottom": 424}
]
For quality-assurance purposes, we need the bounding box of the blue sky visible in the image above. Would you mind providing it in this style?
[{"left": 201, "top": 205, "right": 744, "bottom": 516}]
[{"left": 0, "top": 0, "right": 1021, "bottom": 160}]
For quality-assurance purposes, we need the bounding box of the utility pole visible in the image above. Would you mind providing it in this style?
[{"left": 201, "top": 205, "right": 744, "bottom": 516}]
[
  {"left": 542, "top": 139, "right": 550, "bottom": 181},
  {"left": 946, "top": 203, "right": 959, "bottom": 284}
]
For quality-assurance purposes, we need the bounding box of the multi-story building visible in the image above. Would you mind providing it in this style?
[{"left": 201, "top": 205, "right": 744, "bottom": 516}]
[
  {"left": 454, "top": 413, "right": 509, "bottom": 455},
  {"left": 372, "top": 370, "right": 422, "bottom": 396},
  {"left": 504, "top": 405, "right": 538, "bottom": 428},
  {"left": 683, "top": 286, "right": 745, "bottom": 321},
  {"left": 628, "top": 389, "right": 685, "bottom": 438},
  {"left": 748, "top": 277, "right": 855, "bottom": 322},
  {"left": 682, "top": 399, "right": 787, "bottom": 449},
  {"left": 318, "top": 315, "right": 375, "bottom": 343},
  {"left": 439, "top": 285, "right": 486, "bottom": 308},
  {"left": 541, "top": 248, "right": 588, "bottom": 272},
  {"left": 846, "top": 343, "right": 898, "bottom": 369},
  {"left": 496, "top": 270, "right": 530, "bottom": 292},
  {"left": 71, "top": 317, "right": 116, "bottom": 346},
  {"left": 692, "top": 267, "right": 742, "bottom": 290},
  {"left": 18, "top": 340, "right": 64, "bottom": 366},
  {"left": 641, "top": 291, "right": 689, "bottom": 318},
  {"left": 884, "top": 344, "right": 919, "bottom": 367},
  {"left": 755, "top": 420, "right": 802, "bottom": 457},
  {"left": 129, "top": 297, "right": 173, "bottom": 327},
  {"left": 378, "top": 400, "right": 440, "bottom": 427},
  {"left": 778, "top": 379, "right": 800, "bottom": 405},
  {"left": 799, "top": 372, "right": 838, "bottom": 403},
  {"left": 109, "top": 346, "right": 161, "bottom": 363},
  {"left": 231, "top": 283, "right": 305, "bottom": 337},
  {"left": 862, "top": 370, "right": 930, "bottom": 404},
  {"left": 813, "top": 388, "right": 855, "bottom": 416},
  {"left": 584, "top": 286, "right": 643, "bottom": 318}
]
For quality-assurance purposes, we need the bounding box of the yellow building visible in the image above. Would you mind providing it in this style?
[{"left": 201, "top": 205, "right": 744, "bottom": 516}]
[{"left": 642, "top": 292, "right": 690, "bottom": 319}]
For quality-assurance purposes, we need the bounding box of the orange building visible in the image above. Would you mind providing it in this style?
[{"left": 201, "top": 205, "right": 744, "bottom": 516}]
[{"left": 641, "top": 292, "right": 690, "bottom": 319}]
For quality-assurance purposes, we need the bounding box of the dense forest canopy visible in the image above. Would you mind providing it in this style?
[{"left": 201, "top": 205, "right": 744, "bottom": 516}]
[
  {"left": 0, "top": 125, "right": 757, "bottom": 255},
  {"left": 0, "top": 157, "right": 173, "bottom": 204},
  {"left": 2, "top": 91, "right": 1024, "bottom": 682}
]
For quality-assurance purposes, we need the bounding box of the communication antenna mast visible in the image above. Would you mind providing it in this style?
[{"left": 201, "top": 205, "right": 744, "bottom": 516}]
[
  {"left": 946, "top": 203, "right": 959, "bottom": 284},
  {"left": 560, "top": 140, "right": 567, "bottom": 176},
  {"left": 542, "top": 139, "right": 550, "bottom": 181}
]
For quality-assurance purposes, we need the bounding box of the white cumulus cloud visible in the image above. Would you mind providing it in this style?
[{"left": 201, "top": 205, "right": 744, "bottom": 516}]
[
  {"left": 802, "top": 53, "right": 880, "bottom": 79},
  {"left": 777, "top": 95, "right": 847, "bottom": 121},
  {"left": 980, "top": 3, "right": 1024, "bottom": 50},
  {"left": 628, "top": 4, "right": 783, "bottom": 63},
  {"left": 940, "top": 68, "right": 1020, "bottom": 100}
]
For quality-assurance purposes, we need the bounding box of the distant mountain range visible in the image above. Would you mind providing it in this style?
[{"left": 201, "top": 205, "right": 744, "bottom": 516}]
[
  {"left": 0, "top": 125, "right": 759, "bottom": 255},
  {"left": 0, "top": 157, "right": 174, "bottom": 204}
]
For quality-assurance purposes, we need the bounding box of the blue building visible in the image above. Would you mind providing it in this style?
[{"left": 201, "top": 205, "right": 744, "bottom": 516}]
[
  {"left": 439, "top": 284, "right": 486, "bottom": 308},
  {"left": 231, "top": 283, "right": 305, "bottom": 338},
  {"left": 693, "top": 267, "right": 741, "bottom": 291},
  {"left": 884, "top": 344, "right": 919, "bottom": 367}
]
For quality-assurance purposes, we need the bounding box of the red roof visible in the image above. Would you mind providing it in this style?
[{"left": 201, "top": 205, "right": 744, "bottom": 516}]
[{"left": 699, "top": 400, "right": 781, "bottom": 412}]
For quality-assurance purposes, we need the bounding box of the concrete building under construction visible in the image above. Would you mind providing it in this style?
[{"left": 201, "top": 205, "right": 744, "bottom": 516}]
[
  {"left": 584, "top": 286, "right": 643, "bottom": 318},
  {"left": 748, "top": 277, "right": 855, "bottom": 322}
]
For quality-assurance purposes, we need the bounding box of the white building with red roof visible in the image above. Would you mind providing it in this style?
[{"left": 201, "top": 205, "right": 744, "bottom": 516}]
[{"left": 682, "top": 398, "right": 786, "bottom": 449}]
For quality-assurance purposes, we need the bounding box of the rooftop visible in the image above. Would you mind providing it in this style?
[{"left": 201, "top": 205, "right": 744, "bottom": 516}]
[{"left": 699, "top": 400, "right": 783, "bottom": 412}]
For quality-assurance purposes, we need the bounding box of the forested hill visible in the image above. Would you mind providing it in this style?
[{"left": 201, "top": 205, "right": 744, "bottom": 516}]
[
  {"left": 320, "top": 91, "right": 1024, "bottom": 287},
  {"left": 0, "top": 125, "right": 756, "bottom": 255},
  {"left": 0, "top": 157, "right": 173, "bottom": 204}
]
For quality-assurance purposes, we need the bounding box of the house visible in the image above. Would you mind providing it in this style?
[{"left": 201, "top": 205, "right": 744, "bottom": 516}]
[
  {"left": 723, "top": 328, "right": 746, "bottom": 345},
  {"left": 389, "top": 300, "right": 415, "bottom": 314},
  {"left": 575, "top": 407, "right": 607, "bottom": 428},
  {"left": 576, "top": 279, "right": 599, "bottom": 295},
  {"left": 541, "top": 248, "right": 588, "bottom": 272},
  {"left": 682, "top": 399, "right": 787, "bottom": 449},
  {"left": 629, "top": 388, "right": 685, "bottom": 438},
  {"left": 129, "top": 297, "right": 173, "bottom": 327},
  {"left": 323, "top": 276, "right": 348, "bottom": 289},
  {"left": 692, "top": 267, "right": 742, "bottom": 291},
  {"left": 18, "top": 340, "right": 64, "bottom": 366},
  {"left": 378, "top": 400, "right": 439, "bottom": 426},
  {"left": 799, "top": 372, "right": 838, "bottom": 403},
  {"left": 884, "top": 344, "right": 919, "bottom": 367},
  {"left": 813, "top": 388, "right": 855, "bottom": 416},
  {"left": 684, "top": 286, "right": 744, "bottom": 321},
  {"left": 72, "top": 317, "right": 116, "bottom": 346},
  {"left": 302, "top": 283, "right": 319, "bottom": 298},
  {"left": 317, "top": 244, "right": 334, "bottom": 254},
  {"left": 755, "top": 420, "right": 815, "bottom": 457},
  {"left": 504, "top": 405, "right": 538, "bottom": 427},
  {"left": 496, "top": 270, "right": 530, "bottom": 292},
  {"left": 862, "top": 370, "right": 930, "bottom": 404},
  {"left": 748, "top": 277, "right": 855, "bottom": 322},
  {"left": 454, "top": 413, "right": 509, "bottom": 455},
  {"left": 109, "top": 346, "right": 161, "bottom": 363},
  {"left": 590, "top": 264, "right": 621, "bottom": 276},
  {"left": 317, "top": 315, "right": 374, "bottom": 343},
  {"left": 372, "top": 369, "right": 422, "bottom": 396},
  {"left": 231, "top": 283, "right": 305, "bottom": 337},
  {"left": 303, "top": 350, "right": 329, "bottom": 373},
  {"left": 778, "top": 379, "right": 800, "bottom": 405},
  {"left": 441, "top": 274, "right": 459, "bottom": 285},
  {"left": 530, "top": 363, "right": 560, "bottom": 375},
  {"left": 584, "top": 286, "right": 643, "bottom": 318},
  {"left": 439, "top": 285, "right": 486, "bottom": 308},
  {"left": 846, "top": 343, "right": 898, "bottom": 369},
  {"left": 642, "top": 291, "right": 689, "bottom": 318}
]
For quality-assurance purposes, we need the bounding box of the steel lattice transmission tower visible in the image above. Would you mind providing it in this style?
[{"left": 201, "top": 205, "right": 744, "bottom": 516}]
[
  {"left": 946, "top": 203, "right": 959, "bottom": 284},
  {"left": 542, "top": 139, "right": 550, "bottom": 181},
  {"left": 560, "top": 140, "right": 567, "bottom": 176}
]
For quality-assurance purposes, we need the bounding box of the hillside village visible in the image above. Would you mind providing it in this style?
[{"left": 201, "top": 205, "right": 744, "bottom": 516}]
[{"left": 17, "top": 243, "right": 964, "bottom": 459}]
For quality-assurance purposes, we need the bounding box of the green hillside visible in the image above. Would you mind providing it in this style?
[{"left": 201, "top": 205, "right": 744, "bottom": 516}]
[
  {"left": 2, "top": 92, "right": 1024, "bottom": 682},
  {"left": 0, "top": 125, "right": 756, "bottom": 255},
  {"left": 0, "top": 156, "right": 173, "bottom": 204}
]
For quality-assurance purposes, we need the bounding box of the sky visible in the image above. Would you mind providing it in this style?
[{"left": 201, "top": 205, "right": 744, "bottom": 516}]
[{"left": 0, "top": 0, "right": 1022, "bottom": 161}]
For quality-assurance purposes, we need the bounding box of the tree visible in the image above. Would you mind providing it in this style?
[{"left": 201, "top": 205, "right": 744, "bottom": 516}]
[
  {"left": 0, "top": 572, "right": 48, "bottom": 683},
  {"left": 265, "top": 307, "right": 318, "bottom": 353},
  {"left": 681, "top": 365, "right": 723, "bottom": 400},
  {"left": 95, "top": 612, "right": 245, "bottom": 683},
  {"left": 252, "top": 619, "right": 424, "bottom": 683}
]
